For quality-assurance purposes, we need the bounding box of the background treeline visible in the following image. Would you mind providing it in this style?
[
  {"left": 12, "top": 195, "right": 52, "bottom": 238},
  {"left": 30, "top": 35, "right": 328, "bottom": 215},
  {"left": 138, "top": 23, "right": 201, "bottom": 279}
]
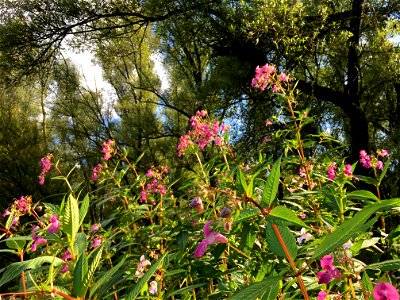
[{"left": 0, "top": 0, "right": 399, "bottom": 208}]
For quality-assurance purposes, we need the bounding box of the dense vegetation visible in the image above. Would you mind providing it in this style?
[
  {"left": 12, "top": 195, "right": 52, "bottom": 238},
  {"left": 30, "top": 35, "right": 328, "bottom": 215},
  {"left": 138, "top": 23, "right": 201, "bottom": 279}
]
[{"left": 0, "top": 0, "right": 399, "bottom": 299}]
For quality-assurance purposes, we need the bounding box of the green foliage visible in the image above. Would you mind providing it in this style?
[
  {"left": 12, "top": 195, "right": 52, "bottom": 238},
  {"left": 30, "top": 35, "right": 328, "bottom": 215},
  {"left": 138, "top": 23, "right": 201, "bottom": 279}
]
[{"left": 0, "top": 63, "right": 399, "bottom": 300}]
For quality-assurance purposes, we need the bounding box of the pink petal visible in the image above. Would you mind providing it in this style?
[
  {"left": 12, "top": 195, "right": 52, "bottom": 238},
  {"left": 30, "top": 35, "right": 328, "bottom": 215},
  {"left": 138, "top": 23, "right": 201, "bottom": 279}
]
[
  {"left": 212, "top": 232, "right": 228, "bottom": 244},
  {"left": 194, "top": 240, "right": 209, "bottom": 258},
  {"left": 203, "top": 220, "right": 213, "bottom": 238}
]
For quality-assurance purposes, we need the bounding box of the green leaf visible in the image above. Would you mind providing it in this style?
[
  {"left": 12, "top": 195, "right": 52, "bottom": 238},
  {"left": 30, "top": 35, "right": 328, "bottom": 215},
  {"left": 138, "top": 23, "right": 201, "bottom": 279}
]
[
  {"left": 266, "top": 224, "right": 297, "bottom": 259},
  {"left": 63, "top": 194, "right": 80, "bottom": 245},
  {"left": 89, "top": 256, "right": 126, "bottom": 299},
  {"left": 366, "top": 259, "right": 400, "bottom": 272},
  {"left": 361, "top": 271, "right": 373, "bottom": 293},
  {"left": 236, "top": 167, "right": 247, "bottom": 194},
  {"left": 167, "top": 283, "right": 207, "bottom": 297},
  {"left": 78, "top": 246, "right": 103, "bottom": 298},
  {"left": 126, "top": 254, "right": 166, "bottom": 300},
  {"left": 73, "top": 252, "right": 88, "bottom": 297},
  {"left": 378, "top": 158, "right": 391, "bottom": 184},
  {"left": 234, "top": 208, "right": 261, "bottom": 223},
  {"left": 312, "top": 198, "right": 400, "bottom": 259},
  {"left": 347, "top": 190, "right": 379, "bottom": 202},
  {"left": 79, "top": 194, "right": 90, "bottom": 227},
  {"left": 73, "top": 232, "right": 88, "bottom": 256},
  {"left": 231, "top": 276, "right": 282, "bottom": 300},
  {"left": 6, "top": 238, "right": 26, "bottom": 251},
  {"left": 0, "top": 256, "right": 64, "bottom": 288},
  {"left": 355, "top": 175, "right": 378, "bottom": 186},
  {"left": 261, "top": 280, "right": 281, "bottom": 300},
  {"left": 261, "top": 157, "right": 281, "bottom": 207},
  {"left": 266, "top": 206, "right": 308, "bottom": 228}
]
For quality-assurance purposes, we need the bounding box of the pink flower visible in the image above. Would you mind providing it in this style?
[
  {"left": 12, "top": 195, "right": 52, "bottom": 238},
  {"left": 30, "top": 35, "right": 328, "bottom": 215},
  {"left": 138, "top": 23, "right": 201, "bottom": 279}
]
[
  {"left": 149, "top": 280, "right": 158, "bottom": 295},
  {"left": 62, "top": 250, "right": 73, "bottom": 261},
  {"left": 40, "top": 155, "right": 52, "bottom": 175},
  {"left": 196, "top": 110, "right": 207, "bottom": 117},
  {"left": 91, "top": 223, "right": 100, "bottom": 232},
  {"left": 360, "top": 150, "right": 371, "bottom": 168},
  {"left": 17, "top": 196, "right": 29, "bottom": 212},
  {"left": 343, "top": 164, "right": 352, "bottom": 177},
  {"left": 92, "top": 237, "right": 101, "bottom": 248},
  {"left": 378, "top": 149, "right": 390, "bottom": 158},
  {"left": 38, "top": 155, "right": 52, "bottom": 185},
  {"left": 300, "top": 213, "right": 307, "bottom": 219},
  {"left": 60, "top": 263, "right": 69, "bottom": 274},
  {"left": 91, "top": 164, "right": 103, "bottom": 181},
  {"left": 194, "top": 220, "right": 228, "bottom": 258},
  {"left": 317, "top": 255, "right": 341, "bottom": 285},
  {"left": 265, "top": 119, "right": 273, "bottom": 127},
  {"left": 101, "top": 139, "right": 115, "bottom": 161},
  {"left": 135, "top": 255, "right": 151, "bottom": 278},
  {"left": 271, "top": 84, "right": 278, "bottom": 92},
  {"left": 190, "top": 197, "right": 204, "bottom": 213},
  {"left": 2, "top": 210, "right": 10, "bottom": 218},
  {"left": 279, "top": 72, "right": 289, "bottom": 82},
  {"left": 299, "top": 167, "right": 306, "bottom": 178},
  {"left": 140, "top": 190, "right": 148, "bottom": 202},
  {"left": 32, "top": 225, "right": 40, "bottom": 232},
  {"left": 376, "top": 161, "right": 384, "bottom": 170},
  {"left": 373, "top": 282, "right": 399, "bottom": 300},
  {"left": 327, "top": 162, "right": 337, "bottom": 180},
  {"left": 318, "top": 290, "right": 328, "bottom": 300},
  {"left": 48, "top": 214, "right": 60, "bottom": 234},
  {"left": 31, "top": 234, "right": 47, "bottom": 252}
]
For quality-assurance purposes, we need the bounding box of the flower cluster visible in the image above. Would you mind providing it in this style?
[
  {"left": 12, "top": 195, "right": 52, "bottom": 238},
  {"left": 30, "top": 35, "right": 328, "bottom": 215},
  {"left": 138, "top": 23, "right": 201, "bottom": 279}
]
[
  {"left": 343, "top": 164, "right": 352, "bottom": 177},
  {"left": 61, "top": 250, "right": 73, "bottom": 274},
  {"left": 177, "top": 110, "right": 229, "bottom": 157},
  {"left": 251, "top": 63, "right": 290, "bottom": 92},
  {"left": 48, "top": 214, "right": 60, "bottom": 234},
  {"left": 135, "top": 255, "right": 151, "bottom": 278},
  {"left": 17, "top": 196, "right": 30, "bottom": 213},
  {"left": 91, "top": 163, "right": 103, "bottom": 181},
  {"left": 194, "top": 220, "right": 228, "bottom": 258},
  {"left": 38, "top": 154, "right": 52, "bottom": 185},
  {"left": 327, "top": 162, "right": 337, "bottom": 180},
  {"left": 101, "top": 139, "right": 115, "bottom": 161},
  {"left": 317, "top": 255, "right": 341, "bottom": 285},
  {"left": 360, "top": 149, "right": 389, "bottom": 170},
  {"left": 373, "top": 282, "right": 399, "bottom": 300},
  {"left": 140, "top": 166, "right": 168, "bottom": 204},
  {"left": 31, "top": 234, "right": 47, "bottom": 252}
]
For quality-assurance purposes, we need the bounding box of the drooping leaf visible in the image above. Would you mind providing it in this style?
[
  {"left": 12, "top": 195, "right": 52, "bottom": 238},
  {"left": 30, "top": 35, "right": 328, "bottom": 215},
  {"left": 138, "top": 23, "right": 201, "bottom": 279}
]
[
  {"left": 347, "top": 190, "right": 379, "bottom": 202},
  {"left": 366, "top": 259, "right": 400, "bottom": 272},
  {"left": 266, "top": 206, "right": 308, "bottom": 228},
  {"left": 0, "top": 256, "right": 64, "bottom": 288},
  {"left": 266, "top": 224, "right": 297, "bottom": 259},
  {"left": 6, "top": 238, "right": 26, "bottom": 251},
  {"left": 312, "top": 198, "right": 400, "bottom": 259},
  {"left": 79, "top": 194, "right": 90, "bottom": 227},
  {"left": 73, "top": 252, "right": 89, "bottom": 297},
  {"left": 261, "top": 157, "right": 281, "bottom": 207},
  {"left": 231, "top": 276, "right": 282, "bottom": 300}
]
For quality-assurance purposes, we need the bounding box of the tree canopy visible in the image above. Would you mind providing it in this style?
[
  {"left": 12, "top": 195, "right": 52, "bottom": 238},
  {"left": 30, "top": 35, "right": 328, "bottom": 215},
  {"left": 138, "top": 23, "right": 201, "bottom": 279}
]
[{"left": 0, "top": 0, "right": 399, "bottom": 203}]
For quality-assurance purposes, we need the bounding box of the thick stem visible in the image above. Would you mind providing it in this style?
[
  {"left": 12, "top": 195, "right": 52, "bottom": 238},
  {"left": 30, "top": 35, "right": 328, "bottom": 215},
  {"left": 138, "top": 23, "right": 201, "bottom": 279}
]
[
  {"left": 19, "top": 253, "right": 26, "bottom": 299},
  {"left": 271, "top": 224, "right": 310, "bottom": 300}
]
